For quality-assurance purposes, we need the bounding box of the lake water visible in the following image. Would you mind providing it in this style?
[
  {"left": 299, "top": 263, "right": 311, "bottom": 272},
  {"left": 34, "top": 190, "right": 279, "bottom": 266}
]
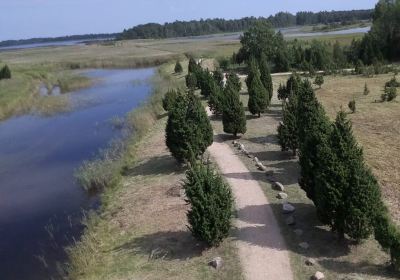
[{"left": 0, "top": 68, "right": 155, "bottom": 279}]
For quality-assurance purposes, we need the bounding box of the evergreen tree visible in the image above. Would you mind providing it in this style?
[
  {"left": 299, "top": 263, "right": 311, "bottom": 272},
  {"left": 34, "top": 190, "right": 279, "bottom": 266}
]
[
  {"left": 364, "top": 83, "right": 370, "bottom": 95},
  {"left": 222, "top": 80, "right": 247, "bottom": 137},
  {"left": 212, "top": 69, "right": 224, "bottom": 87},
  {"left": 198, "top": 70, "right": 214, "bottom": 98},
  {"left": 166, "top": 93, "right": 213, "bottom": 163},
  {"left": 248, "top": 64, "right": 268, "bottom": 117},
  {"left": 259, "top": 53, "right": 273, "bottom": 101},
  {"left": 186, "top": 73, "right": 197, "bottom": 90},
  {"left": 0, "top": 65, "right": 11, "bottom": 80},
  {"left": 188, "top": 57, "right": 198, "bottom": 73},
  {"left": 184, "top": 162, "right": 233, "bottom": 247},
  {"left": 277, "top": 94, "right": 298, "bottom": 155},
  {"left": 174, "top": 61, "right": 183, "bottom": 74},
  {"left": 208, "top": 80, "right": 224, "bottom": 115},
  {"left": 226, "top": 72, "right": 242, "bottom": 92},
  {"left": 245, "top": 57, "right": 257, "bottom": 90},
  {"left": 297, "top": 80, "right": 332, "bottom": 201},
  {"left": 162, "top": 89, "right": 180, "bottom": 112},
  {"left": 314, "top": 74, "right": 324, "bottom": 89},
  {"left": 348, "top": 100, "right": 356, "bottom": 113},
  {"left": 277, "top": 84, "right": 288, "bottom": 100}
]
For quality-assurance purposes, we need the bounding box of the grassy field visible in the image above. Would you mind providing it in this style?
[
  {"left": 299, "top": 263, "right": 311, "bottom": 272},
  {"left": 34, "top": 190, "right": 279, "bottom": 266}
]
[
  {"left": 208, "top": 73, "right": 400, "bottom": 280},
  {"left": 67, "top": 62, "right": 243, "bottom": 280},
  {"left": 0, "top": 64, "right": 91, "bottom": 120}
]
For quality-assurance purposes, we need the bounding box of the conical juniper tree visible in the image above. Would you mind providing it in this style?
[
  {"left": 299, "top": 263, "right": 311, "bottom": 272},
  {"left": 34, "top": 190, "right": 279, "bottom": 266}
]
[
  {"left": 184, "top": 162, "right": 233, "bottom": 247},
  {"left": 174, "top": 61, "right": 183, "bottom": 74},
  {"left": 213, "top": 69, "right": 224, "bottom": 87},
  {"left": 0, "top": 65, "right": 11, "bottom": 79},
  {"left": 222, "top": 78, "right": 247, "bottom": 137},
  {"left": 248, "top": 63, "right": 268, "bottom": 117},
  {"left": 198, "top": 70, "right": 214, "bottom": 98},
  {"left": 227, "top": 72, "right": 242, "bottom": 92},
  {"left": 277, "top": 93, "right": 298, "bottom": 155},
  {"left": 208, "top": 80, "right": 224, "bottom": 115},
  {"left": 188, "top": 57, "right": 198, "bottom": 74},
  {"left": 185, "top": 73, "right": 197, "bottom": 90},
  {"left": 245, "top": 57, "right": 257, "bottom": 90},
  {"left": 166, "top": 92, "right": 213, "bottom": 163},
  {"left": 259, "top": 53, "right": 273, "bottom": 101},
  {"left": 297, "top": 80, "right": 332, "bottom": 201},
  {"left": 162, "top": 89, "right": 180, "bottom": 112}
]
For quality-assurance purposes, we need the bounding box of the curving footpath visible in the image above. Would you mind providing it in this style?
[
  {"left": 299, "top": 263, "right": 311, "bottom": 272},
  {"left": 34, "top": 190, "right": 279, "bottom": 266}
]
[{"left": 207, "top": 108, "right": 294, "bottom": 280}]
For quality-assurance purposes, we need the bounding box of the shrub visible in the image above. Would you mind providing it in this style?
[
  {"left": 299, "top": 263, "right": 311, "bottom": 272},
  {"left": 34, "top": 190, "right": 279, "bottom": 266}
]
[
  {"left": 185, "top": 73, "right": 197, "bottom": 90},
  {"left": 162, "top": 89, "right": 180, "bottom": 112},
  {"left": 387, "top": 87, "right": 398, "bottom": 101},
  {"left": 364, "top": 83, "right": 370, "bottom": 95},
  {"left": 166, "top": 93, "right": 213, "bottom": 163},
  {"left": 174, "top": 61, "right": 183, "bottom": 74},
  {"left": 0, "top": 65, "right": 11, "bottom": 80},
  {"left": 385, "top": 77, "right": 400, "bottom": 88},
  {"left": 314, "top": 74, "right": 324, "bottom": 89},
  {"left": 184, "top": 162, "right": 233, "bottom": 246},
  {"left": 348, "top": 100, "right": 356, "bottom": 113}
]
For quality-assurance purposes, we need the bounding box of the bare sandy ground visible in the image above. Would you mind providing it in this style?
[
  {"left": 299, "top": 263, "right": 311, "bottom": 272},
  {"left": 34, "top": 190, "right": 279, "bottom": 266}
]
[{"left": 207, "top": 108, "right": 294, "bottom": 280}]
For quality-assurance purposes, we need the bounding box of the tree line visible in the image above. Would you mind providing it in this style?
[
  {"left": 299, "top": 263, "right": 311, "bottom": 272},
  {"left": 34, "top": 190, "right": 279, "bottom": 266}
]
[
  {"left": 118, "top": 9, "right": 373, "bottom": 40},
  {"left": 277, "top": 75, "right": 400, "bottom": 271}
]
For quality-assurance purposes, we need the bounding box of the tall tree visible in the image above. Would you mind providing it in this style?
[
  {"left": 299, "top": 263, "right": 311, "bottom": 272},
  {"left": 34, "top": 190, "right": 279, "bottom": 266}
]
[
  {"left": 297, "top": 80, "right": 332, "bottom": 201},
  {"left": 222, "top": 78, "right": 247, "bottom": 137},
  {"left": 278, "top": 94, "right": 298, "bottom": 155},
  {"left": 248, "top": 62, "right": 268, "bottom": 117},
  {"left": 208, "top": 80, "right": 224, "bottom": 115},
  {"left": 259, "top": 53, "right": 273, "bottom": 101},
  {"left": 174, "top": 61, "right": 183, "bottom": 74}
]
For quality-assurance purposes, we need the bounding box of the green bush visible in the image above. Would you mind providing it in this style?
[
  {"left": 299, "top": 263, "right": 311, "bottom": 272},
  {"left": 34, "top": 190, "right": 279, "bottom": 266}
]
[
  {"left": 348, "top": 100, "right": 356, "bottom": 113},
  {"left": 184, "top": 162, "right": 233, "bottom": 247},
  {"left": 162, "top": 89, "right": 180, "bottom": 112},
  {"left": 166, "top": 93, "right": 213, "bottom": 163},
  {"left": 385, "top": 77, "right": 400, "bottom": 88},
  {"left": 185, "top": 73, "right": 197, "bottom": 90},
  {"left": 364, "top": 83, "right": 370, "bottom": 95},
  {"left": 0, "top": 65, "right": 11, "bottom": 80},
  {"left": 314, "top": 74, "right": 324, "bottom": 89},
  {"left": 386, "top": 87, "right": 397, "bottom": 101}
]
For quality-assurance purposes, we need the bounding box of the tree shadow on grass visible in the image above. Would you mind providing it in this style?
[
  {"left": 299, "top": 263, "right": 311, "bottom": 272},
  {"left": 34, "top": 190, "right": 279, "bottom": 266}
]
[
  {"left": 122, "top": 155, "right": 183, "bottom": 177},
  {"left": 246, "top": 134, "right": 279, "bottom": 145},
  {"left": 113, "top": 230, "right": 207, "bottom": 261},
  {"left": 267, "top": 160, "right": 300, "bottom": 186},
  {"left": 252, "top": 150, "right": 290, "bottom": 162}
]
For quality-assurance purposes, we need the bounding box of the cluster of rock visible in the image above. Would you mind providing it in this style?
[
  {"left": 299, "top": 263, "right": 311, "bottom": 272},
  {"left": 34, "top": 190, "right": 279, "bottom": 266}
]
[{"left": 232, "top": 140, "right": 252, "bottom": 158}]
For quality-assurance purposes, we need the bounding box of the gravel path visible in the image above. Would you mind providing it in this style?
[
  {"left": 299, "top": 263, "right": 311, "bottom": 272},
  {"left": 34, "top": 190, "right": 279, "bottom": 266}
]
[{"left": 207, "top": 108, "right": 294, "bottom": 280}]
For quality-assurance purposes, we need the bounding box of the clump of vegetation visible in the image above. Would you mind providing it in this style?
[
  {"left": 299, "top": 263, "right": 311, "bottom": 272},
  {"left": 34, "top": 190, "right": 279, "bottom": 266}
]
[
  {"left": 277, "top": 74, "right": 301, "bottom": 100},
  {"left": 382, "top": 87, "right": 397, "bottom": 102},
  {"left": 364, "top": 82, "right": 370, "bottom": 95},
  {"left": 385, "top": 77, "right": 400, "bottom": 89},
  {"left": 185, "top": 73, "right": 197, "bottom": 90},
  {"left": 184, "top": 162, "right": 233, "bottom": 247},
  {"left": 0, "top": 65, "right": 11, "bottom": 80},
  {"left": 162, "top": 89, "right": 180, "bottom": 112},
  {"left": 166, "top": 92, "right": 213, "bottom": 163},
  {"left": 222, "top": 75, "right": 247, "bottom": 137},
  {"left": 259, "top": 53, "right": 273, "bottom": 101},
  {"left": 208, "top": 80, "right": 224, "bottom": 115},
  {"left": 174, "top": 61, "right": 183, "bottom": 74},
  {"left": 278, "top": 89, "right": 298, "bottom": 156},
  {"left": 314, "top": 74, "right": 324, "bottom": 89},
  {"left": 348, "top": 99, "right": 356, "bottom": 113},
  {"left": 212, "top": 68, "right": 224, "bottom": 87}
]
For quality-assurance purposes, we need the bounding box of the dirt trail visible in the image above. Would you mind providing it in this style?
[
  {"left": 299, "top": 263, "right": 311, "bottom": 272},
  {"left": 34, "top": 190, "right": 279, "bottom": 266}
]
[{"left": 207, "top": 108, "right": 293, "bottom": 280}]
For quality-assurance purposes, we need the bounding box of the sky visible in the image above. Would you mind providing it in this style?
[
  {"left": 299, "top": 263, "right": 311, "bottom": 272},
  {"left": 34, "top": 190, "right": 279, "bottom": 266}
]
[{"left": 0, "top": 0, "right": 378, "bottom": 41}]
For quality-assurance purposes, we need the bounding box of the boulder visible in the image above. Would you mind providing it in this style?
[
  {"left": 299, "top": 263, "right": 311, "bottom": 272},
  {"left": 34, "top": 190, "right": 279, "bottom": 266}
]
[
  {"left": 209, "top": 257, "right": 223, "bottom": 269},
  {"left": 282, "top": 203, "right": 295, "bottom": 214},
  {"left": 239, "top": 144, "right": 245, "bottom": 151},
  {"left": 305, "top": 258, "right": 316, "bottom": 266},
  {"left": 286, "top": 216, "right": 295, "bottom": 226},
  {"left": 312, "top": 271, "right": 325, "bottom": 280},
  {"left": 274, "top": 182, "right": 285, "bottom": 191},
  {"left": 299, "top": 242, "right": 309, "bottom": 249},
  {"left": 277, "top": 192, "right": 288, "bottom": 199}
]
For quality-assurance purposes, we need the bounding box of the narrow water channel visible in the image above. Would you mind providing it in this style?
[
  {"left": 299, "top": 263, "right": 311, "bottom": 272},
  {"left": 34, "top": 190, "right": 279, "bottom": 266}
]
[{"left": 0, "top": 68, "right": 155, "bottom": 279}]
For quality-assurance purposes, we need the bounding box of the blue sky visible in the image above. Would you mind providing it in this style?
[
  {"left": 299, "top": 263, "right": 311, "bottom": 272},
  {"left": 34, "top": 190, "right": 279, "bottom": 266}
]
[{"left": 0, "top": 0, "right": 378, "bottom": 41}]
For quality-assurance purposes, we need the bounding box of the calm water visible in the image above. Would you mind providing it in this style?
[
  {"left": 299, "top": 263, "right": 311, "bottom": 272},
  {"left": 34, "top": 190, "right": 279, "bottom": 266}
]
[{"left": 0, "top": 68, "right": 155, "bottom": 279}]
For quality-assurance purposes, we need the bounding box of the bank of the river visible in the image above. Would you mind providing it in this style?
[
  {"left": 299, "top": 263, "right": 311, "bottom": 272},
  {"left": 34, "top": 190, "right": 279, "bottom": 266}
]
[
  {"left": 66, "top": 62, "right": 243, "bottom": 280},
  {"left": 0, "top": 64, "right": 92, "bottom": 120}
]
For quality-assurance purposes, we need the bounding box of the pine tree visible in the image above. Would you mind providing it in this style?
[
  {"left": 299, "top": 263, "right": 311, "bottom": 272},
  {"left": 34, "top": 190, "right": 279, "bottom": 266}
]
[
  {"left": 277, "top": 94, "right": 298, "bottom": 155},
  {"left": 259, "top": 53, "right": 273, "bottom": 101},
  {"left": 188, "top": 57, "right": 198, "bottom": 73},
  {"left": 174, "top": 61, "right": 183, "bottom": 74},
  {"left": 222, "top": 80, "right": 247, "bottom": 137},
  {"left": 212, "top": 69, "right": 224, "bottom": 87},
  {"left": 248, "top": 64, "right": 268, "bottom": 117},
  {"left": 348, "top": 100, "right": 356, "bottom": 113},
  {"left": 245, "top": 57, "right": 257, "bottom": 90},
  {"left": 297, "top": 80, "right": 332, "bottom": 201},
  {"left": 166, "top": 93, "right": 213, "bottom": 163},
  {"left": 226, "top": 72, "right": 242, "bottom": 92},
  {"left": 198, "top": 70, "right": 214, "bottom": 98},
  {"left": 184, "top": 162, "right": 233, "bottom": 247}
]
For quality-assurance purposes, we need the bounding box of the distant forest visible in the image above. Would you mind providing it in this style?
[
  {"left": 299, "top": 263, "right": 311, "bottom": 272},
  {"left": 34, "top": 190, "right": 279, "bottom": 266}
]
[
  {"left": 118, "top": 9, "right": 373, "bottom": 40},
  {"left": 0, "top": 33, "right": 117, "bottom": 48}
]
